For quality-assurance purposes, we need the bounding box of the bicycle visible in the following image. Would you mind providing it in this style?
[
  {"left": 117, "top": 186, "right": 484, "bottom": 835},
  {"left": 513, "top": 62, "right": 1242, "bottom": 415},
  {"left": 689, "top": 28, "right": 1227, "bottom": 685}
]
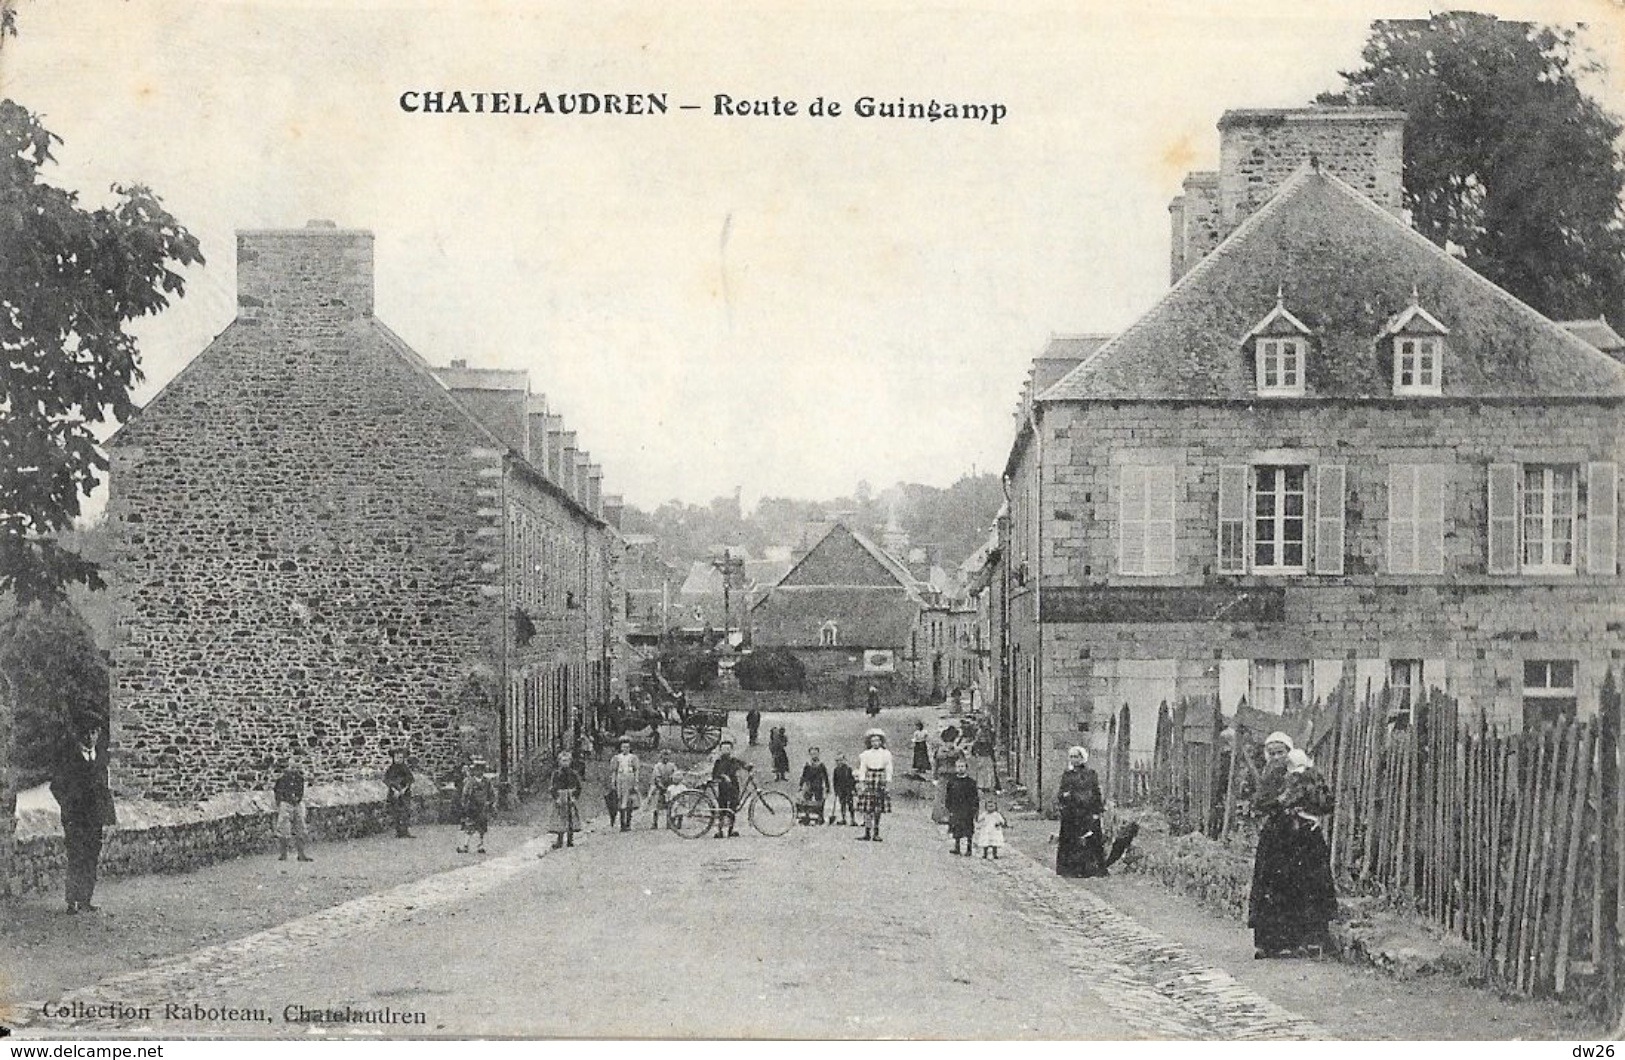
[{"left": 669, "top": 766, "right": 795, "bottom": 838}]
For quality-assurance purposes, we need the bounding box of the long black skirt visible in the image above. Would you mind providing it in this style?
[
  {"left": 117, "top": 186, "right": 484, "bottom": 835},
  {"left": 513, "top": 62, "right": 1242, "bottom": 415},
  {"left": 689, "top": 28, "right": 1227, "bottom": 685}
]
[
  {"left": 1248, "top": 814, "right": 1337, "bottom": 953},
  {"left": 1056, "top": 812, "right": 1108, "bottom": 878}
]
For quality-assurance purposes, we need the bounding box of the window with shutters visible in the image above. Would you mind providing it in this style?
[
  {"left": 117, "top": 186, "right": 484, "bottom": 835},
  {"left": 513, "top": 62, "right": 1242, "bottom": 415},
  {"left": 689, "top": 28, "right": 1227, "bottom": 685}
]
[
  {"left": 1118, "top": 464, "right": 1177, "bottom": 576},
  {"left": 1251, "top": 659, "right": 1310, "bottom": 715},
  {"left": 1393, "top": 337, "right": 1443, "bottom": 394},
  {"left": 1388, "top": 464, "right": 1447, "bottom": 574},
  {"left": 1255, "top": 338, "right": 1306, "bottom": 396},
  {"left": 1521, "top": 465, "right": 1578, "bottom": 573},
  {"left": 1253, "top": 465, "right": 1307, "bottom": 572},
  {"left": 1522, "top": 659, "right": 1577, "bottom": 729}
]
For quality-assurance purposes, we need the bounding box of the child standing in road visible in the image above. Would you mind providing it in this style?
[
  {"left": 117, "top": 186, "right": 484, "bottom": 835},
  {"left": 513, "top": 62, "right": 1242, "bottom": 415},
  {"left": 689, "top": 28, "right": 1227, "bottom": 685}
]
[
  {"left": 457, "top": 758, "right": 496, "bottom": 854},
  {"left": 548, "top": 751, "right": 582, "bottom": 850},
  {"left": 974, "top": 798, "right": 1008, "bottom": 859},
  {"left": 798, "top": 747, "right": 830, "bottom": 824},
  {"left": 944, "top": 757, "right": 979, "bottom": 857},
  {"left": 831, "top": 752, "right": 856, "bottom": 826}
]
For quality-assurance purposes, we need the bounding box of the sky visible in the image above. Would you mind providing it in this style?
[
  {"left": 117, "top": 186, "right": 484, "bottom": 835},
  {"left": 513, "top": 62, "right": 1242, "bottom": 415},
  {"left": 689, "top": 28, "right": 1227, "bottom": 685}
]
[{"left": 3, "top": 0, "right": 1622, "bottom": 513}]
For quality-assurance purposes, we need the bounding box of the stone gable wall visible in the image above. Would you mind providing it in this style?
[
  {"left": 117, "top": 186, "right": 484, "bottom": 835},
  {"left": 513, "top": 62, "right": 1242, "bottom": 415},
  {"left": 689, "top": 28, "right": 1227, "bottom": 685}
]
[{"left": 107, "top": 319, "right": 502, "bottom": 802}]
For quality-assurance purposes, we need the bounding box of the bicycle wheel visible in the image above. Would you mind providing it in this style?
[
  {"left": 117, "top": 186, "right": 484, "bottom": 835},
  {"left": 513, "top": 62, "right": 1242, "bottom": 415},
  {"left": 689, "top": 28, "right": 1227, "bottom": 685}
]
[
  {"left": 748, "top": 789, "right": 796, "bottom": 836},
  {"left": 669, "top": 789, "right": 717, "bottom": 839}
]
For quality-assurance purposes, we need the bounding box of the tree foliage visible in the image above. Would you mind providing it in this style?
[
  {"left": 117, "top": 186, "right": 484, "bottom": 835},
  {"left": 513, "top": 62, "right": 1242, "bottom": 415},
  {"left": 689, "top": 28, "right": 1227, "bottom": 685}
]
[
  {"left": 733, "top": 646, "right": 806, "bottom": 691},
  {"left": 0, "top": 99, "right": 204, "bottom": 606},
  {"left": 1319, "top": 14, "right": 1625, "bottom": 320},
  {"left": 0, "top": 602, "right": 109, "bottom": 788}
]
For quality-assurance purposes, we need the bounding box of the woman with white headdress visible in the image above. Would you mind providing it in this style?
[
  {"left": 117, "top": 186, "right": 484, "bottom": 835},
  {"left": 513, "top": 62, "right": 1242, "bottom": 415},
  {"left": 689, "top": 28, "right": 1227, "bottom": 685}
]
[
  {"left": 1248, "top": 734, "right": 1336, "bottom": 957},
  {"left": 854, "top": 728, "right": 893, "bottom": 841},
  {"left": 1055, "top": 745, "right": 1107, "bottom": 877}
]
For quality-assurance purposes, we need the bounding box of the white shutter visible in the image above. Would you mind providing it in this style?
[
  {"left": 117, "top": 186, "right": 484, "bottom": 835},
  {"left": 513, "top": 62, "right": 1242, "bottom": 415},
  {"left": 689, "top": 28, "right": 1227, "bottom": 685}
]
[
  {"left": 1587, "top": 461, "right": 1618, "bottom": 576},
  {"left": 1119, "top": 464, "right": 1146, "bottom": 575},
  {"left": 1218, "top": 465, "right": 1248, "bottom": 574},
  {"left": 1418, "top": 463, "right": 1446, "bottom": 574},
  {"left": 1218, "top": 659, "right": 1249, "bottom": 717},
  {"left": 1315, "top": 464, "right": 1345, "bottom": 574},
  {"left": 1146, "top": 465, "right": 1177, "bottom": 575},
  {"left": 1488, "top": 463, "right": 1520, "bottom": 574},
  {"left": 1388, "top": 464, "right": 1418, "bottom": 573}
]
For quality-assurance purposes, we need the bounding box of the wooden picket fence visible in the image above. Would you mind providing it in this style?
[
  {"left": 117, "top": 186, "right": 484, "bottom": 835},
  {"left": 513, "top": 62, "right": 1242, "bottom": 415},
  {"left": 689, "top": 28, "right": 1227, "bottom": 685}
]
[{"left": 1108, "top": 673, "right": 1622, "bottom": 1011}]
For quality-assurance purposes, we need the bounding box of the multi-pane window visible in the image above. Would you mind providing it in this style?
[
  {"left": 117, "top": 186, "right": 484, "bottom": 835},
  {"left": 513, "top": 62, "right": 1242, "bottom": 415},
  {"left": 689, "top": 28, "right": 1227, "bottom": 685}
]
[
  {"left": 1253, "top": 466, "right": 1307, "bottom": 572},
  {"left": 1522, "top": 660, "right": 1577, "bottom": 728},
  {"left": 1394, "top": 337, "right": 1442, "bottom": 394},
  {"left": 1522, "top": 465, "right": 1578, "bottom": 572},
  {"left": 1389, "top": 659, "right": 1423, "bottom": 729},
  {"left": 1256, "top": 338, "right": 1306, "bottom": 396},
  {"left": 1252, "top": 660, "right": 1310, "bottom": 715}
]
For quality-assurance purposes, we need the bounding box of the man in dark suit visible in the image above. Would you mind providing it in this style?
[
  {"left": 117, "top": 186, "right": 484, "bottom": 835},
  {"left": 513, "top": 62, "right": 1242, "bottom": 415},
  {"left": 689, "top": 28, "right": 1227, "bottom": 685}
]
[
  {"left": 50, "top": 723, "right": 117, "bottom": 914},
  {"left": 383, "top": 747, "right": 416, "bottom": 838}
]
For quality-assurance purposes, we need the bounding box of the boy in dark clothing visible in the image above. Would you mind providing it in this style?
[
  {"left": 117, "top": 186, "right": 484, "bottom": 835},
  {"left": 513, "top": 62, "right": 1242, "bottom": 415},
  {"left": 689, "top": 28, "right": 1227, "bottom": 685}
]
[
  {"left": 831, "top": 752, "right": 857, "bottom": 826},
  {"left": 711, "top": 740, "right": 745, "bottom": 838},
  {"left": 798, "top": 747, "right": 830, "bottom": 824},
  {"left": 273, "top": 758, "right": 314, "bottom": 863},
  {"left": 944, "top": 757, "right": 980, "bottom": 856},
  {"left": 384, "top": 748, "right": 415, "bottom": 838},
  {"left": 745, "top": 708, "right": 762, "bottom": 746}
]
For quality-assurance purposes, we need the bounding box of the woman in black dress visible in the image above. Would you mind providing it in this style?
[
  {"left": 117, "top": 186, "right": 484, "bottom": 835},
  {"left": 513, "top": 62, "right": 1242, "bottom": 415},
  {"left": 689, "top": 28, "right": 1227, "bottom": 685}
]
[
  {"left": 1055, "top": 746, "right": 1107, "bottom": 877},
  {"left": 769, "top": 726, "right": 791, "bottom": 781},
  {"left": 1248, "top": 736, "right": 1337, "bottom": 957}
]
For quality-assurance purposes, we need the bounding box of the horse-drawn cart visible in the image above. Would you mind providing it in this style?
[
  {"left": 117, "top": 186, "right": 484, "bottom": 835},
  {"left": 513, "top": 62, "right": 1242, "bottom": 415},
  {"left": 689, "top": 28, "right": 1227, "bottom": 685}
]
[{"left": 603, "top": 674, "right": 730, "bottom": 753}]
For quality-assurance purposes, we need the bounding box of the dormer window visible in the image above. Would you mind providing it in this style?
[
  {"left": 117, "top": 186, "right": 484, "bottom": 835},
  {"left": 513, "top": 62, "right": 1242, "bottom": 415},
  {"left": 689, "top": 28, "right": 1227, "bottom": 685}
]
[
  {"left": 1257, "top": 338, "right": 1306, "bottom": 395},
  {"left": 1382, "top": 292, "right": 1449, "bottom": 396},
  {"left": 1394, "top": 336, "right": 1442, "bottom": 393},
  {"left": 1245, "top": 289, "right": 1312, "bottom": 398}
]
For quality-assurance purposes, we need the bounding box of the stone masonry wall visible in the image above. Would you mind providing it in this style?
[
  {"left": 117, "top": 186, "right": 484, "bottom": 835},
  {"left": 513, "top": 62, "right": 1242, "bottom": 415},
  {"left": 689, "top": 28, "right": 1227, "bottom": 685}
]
[
  {"left": 106, "top": 232, "right": 504, "bottom": 802},
  {"left": 1218, "top": 110, "right": 1405, "bottom": 225},
  {"left": 1006, "top": 397, "right": 1625, "bottom": 807}
]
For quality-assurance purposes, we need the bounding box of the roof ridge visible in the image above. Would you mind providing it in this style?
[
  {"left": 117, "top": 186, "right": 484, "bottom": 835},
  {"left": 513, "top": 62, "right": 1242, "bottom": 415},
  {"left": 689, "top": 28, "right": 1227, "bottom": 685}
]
[
  {"left": 1039, "top": 165, "right": 1321, "bottom": 401},
  {"left": 1313, "top": 168, "right": 1625, "bottom": 386}
]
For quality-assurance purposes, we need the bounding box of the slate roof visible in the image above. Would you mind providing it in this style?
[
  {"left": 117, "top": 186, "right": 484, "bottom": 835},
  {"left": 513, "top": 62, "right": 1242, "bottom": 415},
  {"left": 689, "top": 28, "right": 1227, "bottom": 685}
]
[
  {"left": 1041, "top": 170, "right": 1625, "bottom": 402},
  {"left": 1561, "top": 317, "right": 1625, "bottom": 354}
]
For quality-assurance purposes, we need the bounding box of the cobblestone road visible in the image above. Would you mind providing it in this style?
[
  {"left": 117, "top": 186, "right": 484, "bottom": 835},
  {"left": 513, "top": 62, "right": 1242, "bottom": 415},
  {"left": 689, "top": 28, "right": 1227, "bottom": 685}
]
[{"left": 21, "top": 709, "right": 1329, "bottom": 1040}]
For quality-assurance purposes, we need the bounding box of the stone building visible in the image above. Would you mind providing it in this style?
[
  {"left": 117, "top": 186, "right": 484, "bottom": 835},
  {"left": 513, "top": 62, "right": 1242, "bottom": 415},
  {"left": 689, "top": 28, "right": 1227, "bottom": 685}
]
[
  {"left": 999, "top": 108, "right": 1625, "bottom": 809},
  {"left": 106, "top": 221, "right": 622, "bottom": 802},
  {"left": 750, "top": 522, "right": 924, "bottom": 706}
]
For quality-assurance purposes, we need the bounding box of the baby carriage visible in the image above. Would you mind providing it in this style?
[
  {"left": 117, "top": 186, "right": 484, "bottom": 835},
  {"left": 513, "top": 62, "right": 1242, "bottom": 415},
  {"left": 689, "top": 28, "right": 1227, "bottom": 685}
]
[{"left": 795, "top": 785, "right": 827, "bottom": 825}]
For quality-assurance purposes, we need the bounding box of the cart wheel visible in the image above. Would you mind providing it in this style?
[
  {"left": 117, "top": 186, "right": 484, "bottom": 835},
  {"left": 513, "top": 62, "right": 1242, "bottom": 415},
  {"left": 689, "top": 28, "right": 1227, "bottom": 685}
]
[
  {"left": 749, "top": 790, "right": 796, "bottom": 837},
  {"left": 669, "top": 789, "right": 717, "bottom": 839},
  {"left": 682, "top": 723, "right": 721, "bottom": 753}
]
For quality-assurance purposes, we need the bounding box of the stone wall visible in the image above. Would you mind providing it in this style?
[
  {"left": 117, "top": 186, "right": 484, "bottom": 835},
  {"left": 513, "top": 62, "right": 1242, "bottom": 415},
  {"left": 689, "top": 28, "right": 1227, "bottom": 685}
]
[
  {"left": 1004, "top": 397, "right": 1625, "bottom": 807},
  {"left": 10, "top": 785, "right": 452, "bottom": 898}
]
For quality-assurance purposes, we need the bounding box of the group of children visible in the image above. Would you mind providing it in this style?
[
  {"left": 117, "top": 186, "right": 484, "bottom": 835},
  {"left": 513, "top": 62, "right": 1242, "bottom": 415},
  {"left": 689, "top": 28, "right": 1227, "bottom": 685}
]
[{"left": 942, "top": 757, "right": 1008, "bottom": 859}]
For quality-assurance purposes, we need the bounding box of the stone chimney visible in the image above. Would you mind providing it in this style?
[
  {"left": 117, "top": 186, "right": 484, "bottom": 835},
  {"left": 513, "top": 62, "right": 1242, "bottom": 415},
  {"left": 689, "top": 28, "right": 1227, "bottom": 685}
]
[
  {"left": 526, "top": 394, "right": 550, "bottom": 473},
  {"left": 602, "top": 493, "right": 625, "bottom": 531},
  {"left": 1169, "top": 107, "right": 1406, "bottom": 281},
  {"left": 586, "top": 465, "right": 603, "bottom": 518},
  {"left": 559, "top": 434, "right": 580, "bottom": 500},
  {"left": 237, "top": 220, "right": 374, "bottom": 323},
  {"left": 430, "top": 363, "right": 530, "bottom": 456},
  {"left": 543, "top": 416, "right": 566, "bottom": 483},
  {"left": 1218, "top": 107, "right": 1405, "bottom": 225}
]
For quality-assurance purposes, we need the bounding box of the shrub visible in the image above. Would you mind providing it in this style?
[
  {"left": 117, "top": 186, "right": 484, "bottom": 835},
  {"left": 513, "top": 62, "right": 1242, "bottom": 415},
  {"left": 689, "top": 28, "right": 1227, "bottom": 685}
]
[
  {"left": 1, "top": 603, "right": 110, "bottom": 788},
  {"left": 732, "top": 647, "right": 806, "bottom": 691}
]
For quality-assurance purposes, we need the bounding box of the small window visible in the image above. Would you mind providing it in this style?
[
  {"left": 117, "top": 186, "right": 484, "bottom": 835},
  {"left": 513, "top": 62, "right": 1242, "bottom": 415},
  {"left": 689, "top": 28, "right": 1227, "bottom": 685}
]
[
  {"left": 820, "top": 620, "right": 839, "bottom": 647},
  {"left": 1394, "top": 336, "right": 1443, "bottom": 394},
  {"left": 1252, "top": 660, "right": 1310, "bottom": 715},
  {"left": 1522, "top": 659, "right": 1577, "bottom": 728},
  {"left": 1256, "top": 338, "right": 1306, "bottom": 396},
  {"left": 1388, "top": 659, "right": 1423, "bottom": 729}
]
